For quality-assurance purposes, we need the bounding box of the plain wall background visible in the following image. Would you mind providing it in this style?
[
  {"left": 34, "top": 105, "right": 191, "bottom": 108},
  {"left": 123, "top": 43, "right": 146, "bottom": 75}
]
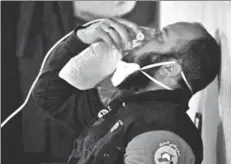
[{"left": 160, "top": 1, "right": 231, "bottom": 164}]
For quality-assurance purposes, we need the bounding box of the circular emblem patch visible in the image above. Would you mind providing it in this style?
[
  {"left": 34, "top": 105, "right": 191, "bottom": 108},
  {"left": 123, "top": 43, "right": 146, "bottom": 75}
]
[
  {"left": 98, "top": 109, "right": 109, "bottom": 118},
  {"left": 154, "top": 141, "right": 180, "bottom": 164}
]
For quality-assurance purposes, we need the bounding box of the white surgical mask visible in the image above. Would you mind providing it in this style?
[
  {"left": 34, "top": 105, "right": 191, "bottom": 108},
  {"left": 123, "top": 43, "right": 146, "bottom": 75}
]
[{"left": 111, "top": 60, "right": 193, "bottom": 93}]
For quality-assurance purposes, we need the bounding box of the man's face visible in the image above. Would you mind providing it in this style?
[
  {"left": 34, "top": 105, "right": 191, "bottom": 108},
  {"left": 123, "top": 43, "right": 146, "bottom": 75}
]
[{"left": 123, "top": 22, "right": 208, "bottom": 63}]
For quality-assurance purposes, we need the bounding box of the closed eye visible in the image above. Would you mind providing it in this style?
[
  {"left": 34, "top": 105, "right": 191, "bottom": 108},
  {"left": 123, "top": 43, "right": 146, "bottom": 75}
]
[
  {"left": 155, "top": 31, "right": 164, "bottom": 43},
  {"left": 163, "top": 27, "right": 168, "bottom": 37},
  {"left": 160, "top": 28, "right": 168, "bottom": 43}
]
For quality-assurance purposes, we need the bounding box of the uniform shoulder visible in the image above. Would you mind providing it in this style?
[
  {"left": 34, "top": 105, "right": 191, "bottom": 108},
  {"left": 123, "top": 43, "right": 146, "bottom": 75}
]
[{"left": 125, "top": 130, "right": 195, "bottom": 164}]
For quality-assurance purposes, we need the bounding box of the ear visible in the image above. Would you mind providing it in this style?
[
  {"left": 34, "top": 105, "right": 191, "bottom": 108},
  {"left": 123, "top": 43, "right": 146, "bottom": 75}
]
[{"left": 159, "top": 62, "right": 182, "bottom": 77}]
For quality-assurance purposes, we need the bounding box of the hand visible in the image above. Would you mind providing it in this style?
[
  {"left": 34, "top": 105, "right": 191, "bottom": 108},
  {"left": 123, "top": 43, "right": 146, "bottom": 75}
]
[{"left": 76, "top": 18, "right": 141, "bottom": 50}]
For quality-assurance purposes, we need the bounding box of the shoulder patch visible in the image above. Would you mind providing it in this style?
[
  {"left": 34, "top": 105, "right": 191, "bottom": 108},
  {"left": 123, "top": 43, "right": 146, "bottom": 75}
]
[
  {"left": 154, "top": 141, "right": 180, "bottom": 164},
  {"left": 98, "top": 109, "right": 109, "bottom": 118},
  {"left": 110, "top": 120, "right": 123, "bottom": 132}
]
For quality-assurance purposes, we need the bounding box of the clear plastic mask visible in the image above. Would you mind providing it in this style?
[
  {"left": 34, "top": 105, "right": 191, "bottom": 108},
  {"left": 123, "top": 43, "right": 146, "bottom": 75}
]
[{"left": 123, "top": 26, "right": 155, "bottom": 55}]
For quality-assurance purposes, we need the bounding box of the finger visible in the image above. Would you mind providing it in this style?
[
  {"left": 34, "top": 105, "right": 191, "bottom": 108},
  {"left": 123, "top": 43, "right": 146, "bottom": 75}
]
[
  {"left": 104, "top": 19, "right": 132, "bottom": 49},
  {"left": 107, "top": 29, "right": 123, "bottom": 50},
  {"left": 96, "top": 28, "right": 115, "bottom": 49},
  {"left": 101, "top": 23, "right": 122, "bottom": 49},
  {"left": 113, "top": 17, "right": 141, "bottom": 34}
]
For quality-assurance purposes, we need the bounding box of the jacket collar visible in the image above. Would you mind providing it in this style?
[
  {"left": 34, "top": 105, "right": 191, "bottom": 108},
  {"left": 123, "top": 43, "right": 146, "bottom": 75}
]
[{"left": 107, "top": 89, "right": 192, "bottom": 113}]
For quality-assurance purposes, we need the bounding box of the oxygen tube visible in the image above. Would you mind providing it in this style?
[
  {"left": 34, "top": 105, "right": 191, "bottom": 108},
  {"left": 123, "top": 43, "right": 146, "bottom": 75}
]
[{"left": 1, "top": 19, "right": 104, "bottom": 128}]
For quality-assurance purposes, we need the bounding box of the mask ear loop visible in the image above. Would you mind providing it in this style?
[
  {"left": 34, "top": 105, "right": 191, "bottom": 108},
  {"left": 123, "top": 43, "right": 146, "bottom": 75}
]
[
  {"left": 140, "top": 70, "right": 173, "bottom": 90},
  {"left": 139, "top": 61, "right": 176, "bottom": 90},
  {"left": 140, "top": 61, "right": 193, "bottom": 93},
  {"left": 140, "top": 61, "right": 176, "bottom": 70},
  {"left": 180, "top": 71, "right": 193, "bottom": 93}
]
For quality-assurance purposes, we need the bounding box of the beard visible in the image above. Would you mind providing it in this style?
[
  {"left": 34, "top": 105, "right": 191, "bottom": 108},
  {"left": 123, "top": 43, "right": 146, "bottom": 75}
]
[{"left": 117, "top": 51, "right": 164, "bottom": 91}]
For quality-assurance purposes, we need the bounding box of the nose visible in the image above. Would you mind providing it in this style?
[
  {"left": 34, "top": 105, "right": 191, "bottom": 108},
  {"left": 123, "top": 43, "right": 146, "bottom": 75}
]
[{"left": 139, "top": 26, "right": 156, "bottom": 41}]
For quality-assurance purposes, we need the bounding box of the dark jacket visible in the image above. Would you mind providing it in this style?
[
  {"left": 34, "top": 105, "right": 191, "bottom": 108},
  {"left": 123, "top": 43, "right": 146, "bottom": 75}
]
[
  {"left": 14, "top": 2, "right": 158, "bottom": 157},
  {"left": 32, "top": 28, "right": 203, "bottom": 164}
]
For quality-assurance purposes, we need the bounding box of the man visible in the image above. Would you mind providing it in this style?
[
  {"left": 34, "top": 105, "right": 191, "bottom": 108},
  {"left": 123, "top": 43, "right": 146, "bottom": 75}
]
[
  {"left": 32, "top": 18, "right": 220, "bottom": 164},
  {"left": 13, "top": 2, "right": 157, "bottom": 161}
]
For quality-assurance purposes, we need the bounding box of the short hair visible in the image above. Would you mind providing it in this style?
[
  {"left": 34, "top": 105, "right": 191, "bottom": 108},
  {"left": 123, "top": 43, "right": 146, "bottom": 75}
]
[{"left": 176, "top": 36, "right": 221, "bottom": 94}]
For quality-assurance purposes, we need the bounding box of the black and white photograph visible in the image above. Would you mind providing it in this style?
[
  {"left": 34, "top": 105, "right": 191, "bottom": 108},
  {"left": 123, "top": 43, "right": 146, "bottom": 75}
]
[{"left": 1, "top": 1, "right": 231, "bottom": 164}]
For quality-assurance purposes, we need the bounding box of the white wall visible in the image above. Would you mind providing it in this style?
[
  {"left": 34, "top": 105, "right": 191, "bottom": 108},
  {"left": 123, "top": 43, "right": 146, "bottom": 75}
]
[{"left": 160, "top": 2, "right": 231, "bottom": 164}]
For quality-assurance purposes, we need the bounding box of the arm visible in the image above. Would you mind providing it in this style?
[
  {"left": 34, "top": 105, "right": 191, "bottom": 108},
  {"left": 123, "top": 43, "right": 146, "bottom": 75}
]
[
  {"left": 33, "top": 18, "right": 141, "bottom": 133},
  {"left": 32, "top": 28, "right": 104, "bottom": 133},
  {"left": 124, "top": 131, "right": 195, "bottom": 164}
]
